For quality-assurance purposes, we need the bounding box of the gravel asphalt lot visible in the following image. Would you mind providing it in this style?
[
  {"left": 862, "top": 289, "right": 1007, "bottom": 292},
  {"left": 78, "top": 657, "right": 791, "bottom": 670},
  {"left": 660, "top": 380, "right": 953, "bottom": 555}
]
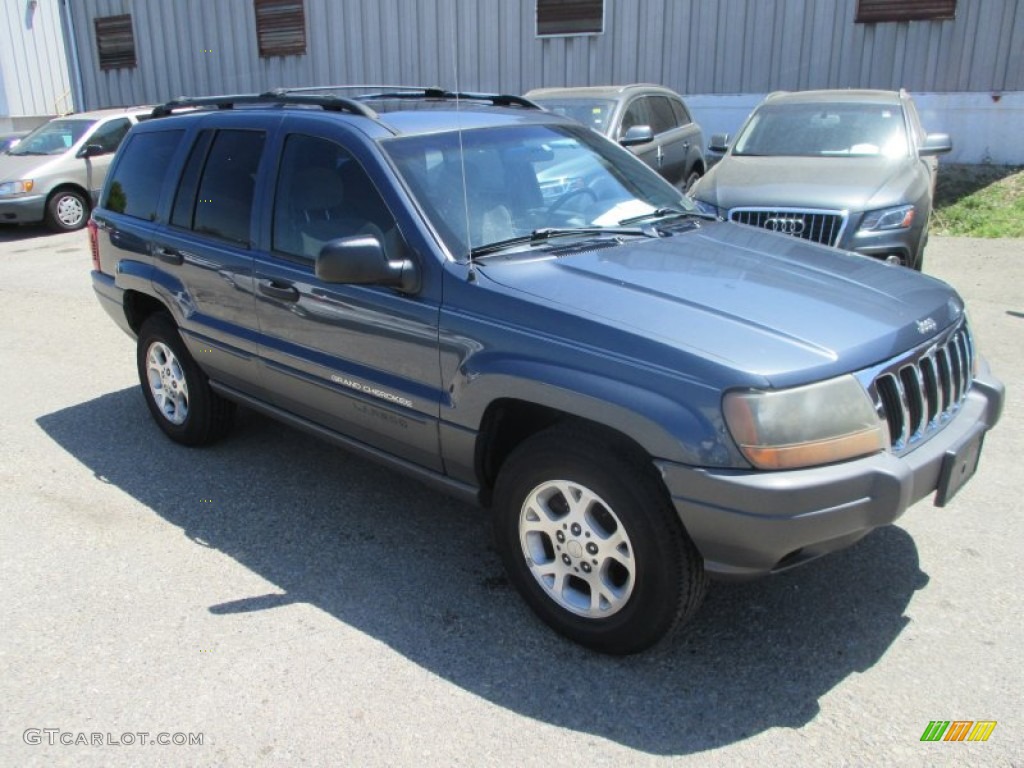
[{"left": 1, "top": 226, "right": 1020, "bottom": 767}]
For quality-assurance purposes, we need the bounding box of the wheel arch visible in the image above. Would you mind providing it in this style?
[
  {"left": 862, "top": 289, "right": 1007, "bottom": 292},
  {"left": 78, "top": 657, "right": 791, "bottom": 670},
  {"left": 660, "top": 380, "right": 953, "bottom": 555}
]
[{"left": 123, "top": 289, "right": 171, "bottom": 335}]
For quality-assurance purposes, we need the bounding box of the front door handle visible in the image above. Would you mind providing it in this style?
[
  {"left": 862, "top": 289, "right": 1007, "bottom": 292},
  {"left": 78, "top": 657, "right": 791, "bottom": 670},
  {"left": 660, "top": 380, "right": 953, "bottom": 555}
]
[
  {"left": 258, "top": 280, "right": 299, "bottom": 302},
  {"left": 153, "top": 245, "right": 182, "bottom": 265}
]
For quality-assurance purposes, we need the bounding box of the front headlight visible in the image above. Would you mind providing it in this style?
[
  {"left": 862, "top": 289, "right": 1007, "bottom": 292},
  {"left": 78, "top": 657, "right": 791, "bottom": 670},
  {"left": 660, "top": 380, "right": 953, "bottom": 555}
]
[
  {"left": 859, "top": 204, "right": 914, "bottom": 231},
  {"left": 723, "top": 375, "right": 888, "bottom": 470},
  {"left": 0, "top": 180, "right": 35, "bottom": 197},
  {"left": 691, "top": 198, "right": 721, "bottom": 218}
]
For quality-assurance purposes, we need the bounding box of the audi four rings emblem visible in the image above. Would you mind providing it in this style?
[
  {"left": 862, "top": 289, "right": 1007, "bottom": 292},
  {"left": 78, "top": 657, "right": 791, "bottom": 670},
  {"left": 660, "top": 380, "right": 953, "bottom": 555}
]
[{"left": 764, "top": 217, "right": 806, "bottom": 235}]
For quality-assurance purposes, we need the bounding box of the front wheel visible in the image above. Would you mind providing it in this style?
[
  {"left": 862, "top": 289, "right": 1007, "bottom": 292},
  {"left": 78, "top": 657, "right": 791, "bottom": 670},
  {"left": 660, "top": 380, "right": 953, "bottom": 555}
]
[
  {"left": 136, "top": 314, "right": 234, "bottom": 446},
  {"left": 45, "top": 189, "right": 89, "bottom": 231},
  {"left": 493, "top": 426, "right": 707, "bottom": 654}
]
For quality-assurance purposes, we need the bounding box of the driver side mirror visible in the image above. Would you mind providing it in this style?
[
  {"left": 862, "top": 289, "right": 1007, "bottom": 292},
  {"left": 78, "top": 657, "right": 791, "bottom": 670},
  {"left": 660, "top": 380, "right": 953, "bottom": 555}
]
[
  {"left": 77, "top": 144, "right": 106, "bottom": 158},
  {"left": 316, "top": 234, "right": 420, "bottom": 294},
  {"left": 620, "top": 125, "right": 655, "bottom": 147},
  {"left": 708, "top": 133, "right": 730, "bottom": 153},
  {"left": 919, "top": 133, "right": 952, "bottom": 157}
]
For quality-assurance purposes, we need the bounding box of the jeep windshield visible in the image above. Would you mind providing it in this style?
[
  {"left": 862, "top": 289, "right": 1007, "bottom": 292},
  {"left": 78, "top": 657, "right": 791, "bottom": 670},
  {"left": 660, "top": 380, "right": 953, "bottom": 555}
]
[
  {"left": 732, "top": 103, "right": 910, "bottom": 158},
  {"left": 382, "top": 123, "right": 693, "bottom": 260}
]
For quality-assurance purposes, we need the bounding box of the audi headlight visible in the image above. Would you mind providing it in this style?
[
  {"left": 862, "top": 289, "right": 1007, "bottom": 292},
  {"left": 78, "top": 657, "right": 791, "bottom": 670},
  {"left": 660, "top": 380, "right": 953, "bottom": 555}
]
[
  {"left": 0, "top": 180, "right": 34, "bottom": 197},
  {"left": 859, "top": 204, "right": 914, "bottom": 231},
  {"left": 723, "top": 375, "right": 887, "bottom": 470},
  {"left": 692, "top": 199, "right": 721, "bottom": 218}
]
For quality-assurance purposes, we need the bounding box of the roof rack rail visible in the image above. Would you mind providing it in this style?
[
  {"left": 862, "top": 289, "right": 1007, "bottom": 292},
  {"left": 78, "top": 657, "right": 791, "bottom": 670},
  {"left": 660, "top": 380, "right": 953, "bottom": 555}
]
[
  {"left": 150, "top": 91, "right": 379, "bottom": 119},
  {"left": 356, "top": 87, "right": 542, "bottom": 109},
  {"left": 274, "top": 84, "right": 541, "bottom": 109}
]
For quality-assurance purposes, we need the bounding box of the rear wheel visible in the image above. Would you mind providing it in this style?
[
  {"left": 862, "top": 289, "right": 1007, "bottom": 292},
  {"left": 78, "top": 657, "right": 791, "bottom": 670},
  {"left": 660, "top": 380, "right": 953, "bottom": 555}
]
[
  {"left": 136, "top": 314, "right": 234, "bottom": 446},
  {"left": 45, "top": 189, "right": 89, "bottom": 231},
  {"left": 493, "top": 426, "right": 707, "bottom": 654}
]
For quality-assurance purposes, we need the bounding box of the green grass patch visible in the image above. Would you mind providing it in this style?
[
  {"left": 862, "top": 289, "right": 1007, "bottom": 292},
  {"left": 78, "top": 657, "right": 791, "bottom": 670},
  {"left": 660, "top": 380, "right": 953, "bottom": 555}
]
[{"left": 932, "top": 164, "right": 1024, "bottom": 238}]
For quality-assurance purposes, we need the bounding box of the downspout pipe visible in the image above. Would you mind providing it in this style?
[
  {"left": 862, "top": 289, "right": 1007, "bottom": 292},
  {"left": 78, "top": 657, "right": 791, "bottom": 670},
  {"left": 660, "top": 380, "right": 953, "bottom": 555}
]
[{"left": 59, "top": 0, "right": 86, "bottom": 112}]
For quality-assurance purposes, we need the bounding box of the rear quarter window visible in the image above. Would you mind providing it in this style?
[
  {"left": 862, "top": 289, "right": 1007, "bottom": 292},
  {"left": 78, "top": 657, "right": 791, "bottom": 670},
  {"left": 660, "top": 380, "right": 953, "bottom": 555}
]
[{"left": 103, "top": 130, "right": 185, "bottom": 220}]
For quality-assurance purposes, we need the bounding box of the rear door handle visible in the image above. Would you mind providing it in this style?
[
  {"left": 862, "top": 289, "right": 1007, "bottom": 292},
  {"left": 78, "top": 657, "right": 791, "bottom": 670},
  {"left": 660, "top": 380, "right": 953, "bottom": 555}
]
[
  {"left": 258, "top": 280, "right": 299, "bottom": 302},
  {"left": 153, "top": 245, "right": 182, "bottom": 265}
]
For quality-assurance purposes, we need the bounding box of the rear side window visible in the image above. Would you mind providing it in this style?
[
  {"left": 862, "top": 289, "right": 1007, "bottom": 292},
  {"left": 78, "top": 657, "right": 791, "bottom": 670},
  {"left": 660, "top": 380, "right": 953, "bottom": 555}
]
[
  {"left": 172, "top": 129, "right": 266, "bottom": 245},
  {"left": 103, "top": 130, "right": 184, "bottom": 220},
  {"left": 671, "top": 99, "right": 693, "bottom": 126}
]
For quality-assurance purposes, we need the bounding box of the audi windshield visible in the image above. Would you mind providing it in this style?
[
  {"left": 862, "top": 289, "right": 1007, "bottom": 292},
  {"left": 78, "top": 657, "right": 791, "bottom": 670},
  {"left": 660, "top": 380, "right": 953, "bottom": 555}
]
[{"left": 733, "top": 103, "right": 910, "bottom": 159}]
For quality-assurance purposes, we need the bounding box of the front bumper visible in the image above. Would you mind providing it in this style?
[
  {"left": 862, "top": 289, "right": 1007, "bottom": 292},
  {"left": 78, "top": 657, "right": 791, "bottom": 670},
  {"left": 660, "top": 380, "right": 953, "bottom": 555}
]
[
  {"left": 0, "top": 194, "right": 47, "bottom": 224},
  {"left": 659, "top": 364, "right": 1004, "bottom": 579}
]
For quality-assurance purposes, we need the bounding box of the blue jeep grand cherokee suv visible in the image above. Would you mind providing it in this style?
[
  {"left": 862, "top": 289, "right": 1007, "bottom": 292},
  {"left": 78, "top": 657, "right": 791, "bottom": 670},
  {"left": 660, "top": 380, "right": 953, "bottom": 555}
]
[{"left": 90, "top": 88, "right": 1003, "bottom": 654}]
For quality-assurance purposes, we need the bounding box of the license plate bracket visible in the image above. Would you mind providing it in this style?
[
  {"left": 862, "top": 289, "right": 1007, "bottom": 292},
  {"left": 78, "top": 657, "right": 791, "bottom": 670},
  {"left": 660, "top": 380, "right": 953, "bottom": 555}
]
[{"left": 935, "top": 432, "right": 985, "bottom": 507}]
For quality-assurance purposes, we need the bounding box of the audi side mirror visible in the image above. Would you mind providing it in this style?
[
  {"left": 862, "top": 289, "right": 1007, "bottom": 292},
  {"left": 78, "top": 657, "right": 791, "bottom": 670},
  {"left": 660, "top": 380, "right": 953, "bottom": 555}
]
[
  {"left": 919, "top": 133, "right": 952, "bottom": 157},
  {"left": 620, "top": 125, "right": 655, "bottom": 146}
]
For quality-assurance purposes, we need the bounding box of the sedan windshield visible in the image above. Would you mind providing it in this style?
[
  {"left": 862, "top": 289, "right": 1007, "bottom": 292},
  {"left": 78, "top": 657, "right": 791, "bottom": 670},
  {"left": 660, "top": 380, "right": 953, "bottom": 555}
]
[
  {"left": 733, "top": 103, "right": 909, "bottom": 158},
  {"left": 529, "top": 98, "right": 617, "bottom": 135},
  {"left": 383, "top": 123, "right": 688, "bottom": 259},
  {"left": 8, "top": 119, "right": 95, "bottom": 156}
]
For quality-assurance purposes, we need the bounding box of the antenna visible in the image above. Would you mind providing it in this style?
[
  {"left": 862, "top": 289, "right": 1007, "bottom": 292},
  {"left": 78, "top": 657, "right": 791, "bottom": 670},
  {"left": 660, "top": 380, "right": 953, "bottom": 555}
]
[{"left": 451, "top": 0, "right": 476, "bottom": 283}]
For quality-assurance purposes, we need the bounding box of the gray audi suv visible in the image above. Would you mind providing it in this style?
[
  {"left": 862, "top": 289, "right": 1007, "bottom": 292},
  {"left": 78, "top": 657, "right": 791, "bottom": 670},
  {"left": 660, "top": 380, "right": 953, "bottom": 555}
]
[{"left": 690, "top": 89, "right": 951, "bottom": 270}]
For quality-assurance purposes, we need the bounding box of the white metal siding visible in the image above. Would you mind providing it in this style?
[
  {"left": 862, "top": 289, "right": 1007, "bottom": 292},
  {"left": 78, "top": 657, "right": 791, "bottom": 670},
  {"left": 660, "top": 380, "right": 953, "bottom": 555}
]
[{"left": 0, "top": 0, "right": 72, "bottom": 117}]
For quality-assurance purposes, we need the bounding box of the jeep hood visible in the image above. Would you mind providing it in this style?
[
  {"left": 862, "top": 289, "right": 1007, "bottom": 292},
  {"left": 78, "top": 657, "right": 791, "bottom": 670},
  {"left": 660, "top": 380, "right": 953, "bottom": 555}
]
[
  {"left": 695, "top": 155, "right": 912, "bottom": 212},
  {"left": 477, "top": 222, "right": 964, "bottom": 387}
]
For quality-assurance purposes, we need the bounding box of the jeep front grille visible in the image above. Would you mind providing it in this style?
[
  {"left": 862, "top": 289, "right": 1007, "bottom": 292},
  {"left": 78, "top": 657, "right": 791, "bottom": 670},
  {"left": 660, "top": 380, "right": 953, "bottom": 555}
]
[
  {"left": 728, "top": 208, "right": 847, "bottom": 247},
  {"left": 871, "top": 321, "right": 974, "bottom": 452}
]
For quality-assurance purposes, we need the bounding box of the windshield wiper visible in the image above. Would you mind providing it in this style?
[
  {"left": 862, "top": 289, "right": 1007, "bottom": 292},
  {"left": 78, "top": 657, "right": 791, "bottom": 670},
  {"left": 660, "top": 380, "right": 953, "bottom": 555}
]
[
  {"left": 618, "top": 207, "right": 718, "bottom": 225},
  {"left": 470, "top": 226, "right": 656, "bottom": 259}
]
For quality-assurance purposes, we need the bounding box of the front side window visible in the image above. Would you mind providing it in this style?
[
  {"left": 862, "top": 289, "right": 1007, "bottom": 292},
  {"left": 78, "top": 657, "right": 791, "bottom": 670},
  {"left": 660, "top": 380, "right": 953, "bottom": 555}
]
[
  {"left": 619, "top": 100, "right": 650, "bottom": 138},
  {"left": 733, "top": 103, "right": 910, "bottom": 158},
  {"left": 103, "top": 130, "right": 185, "bottom": 220},
  {"left": 272, "top": 134, "right": 399, "bottom": 262},
  {"left": 87, "top": 118, "right": 132, "bottom": 154},
  {"left": 8, "top": 119, "right": 94, "bottom": 156},
  {"left": 383, "top": 124, "right": 686, "bottom": 259}
]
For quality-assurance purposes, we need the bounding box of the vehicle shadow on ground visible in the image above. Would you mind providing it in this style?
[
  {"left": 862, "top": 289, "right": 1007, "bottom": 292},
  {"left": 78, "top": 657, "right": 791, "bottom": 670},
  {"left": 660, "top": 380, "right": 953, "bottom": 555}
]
[
  {"left": 37, "top": 388, "right": 929, "bottom": 756},
  {"left": 0, "top": 223, "right": 57, "bottom": 243}
]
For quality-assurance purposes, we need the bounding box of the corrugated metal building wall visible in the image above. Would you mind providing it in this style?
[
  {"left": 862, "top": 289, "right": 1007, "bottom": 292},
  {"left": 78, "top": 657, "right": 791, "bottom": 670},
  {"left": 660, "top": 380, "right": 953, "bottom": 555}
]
[
  {"left": 65, "top": 0, "right": 1023, "bottom": 108},
  {"left": 0, "top": 0, "right": 72, "bottom": 128}
]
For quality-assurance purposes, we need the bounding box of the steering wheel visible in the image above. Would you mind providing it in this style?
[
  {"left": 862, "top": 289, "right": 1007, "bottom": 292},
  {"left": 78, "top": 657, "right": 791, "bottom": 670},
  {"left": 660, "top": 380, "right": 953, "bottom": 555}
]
[{"left": 546, "top": 187, "right": 598, "bottom": 216}]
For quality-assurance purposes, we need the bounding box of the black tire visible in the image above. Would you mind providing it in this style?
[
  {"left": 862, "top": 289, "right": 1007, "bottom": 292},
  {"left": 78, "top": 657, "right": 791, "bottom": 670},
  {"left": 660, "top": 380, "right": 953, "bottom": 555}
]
[
  {"left": 493, "top": 425, "right": 707, "bottom": 654},
  {"left": 136, "top": 314, "right": 234, "bottom": 446},
  {"left": 45, "top": 188, "right": 89, "bottom": 232}
]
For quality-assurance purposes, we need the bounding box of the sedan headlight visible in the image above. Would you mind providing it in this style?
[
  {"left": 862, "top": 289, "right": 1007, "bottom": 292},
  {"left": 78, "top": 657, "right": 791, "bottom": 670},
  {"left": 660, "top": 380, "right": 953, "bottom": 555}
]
[
  {"left": 859, "top": 204, "right": 914, "bottom": 231},
  {"left": 723, "top": 375, "right": 887, "bottom": 470},
  {"left": 0, "top": 180, "right": 35, "bottom": 197}
]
